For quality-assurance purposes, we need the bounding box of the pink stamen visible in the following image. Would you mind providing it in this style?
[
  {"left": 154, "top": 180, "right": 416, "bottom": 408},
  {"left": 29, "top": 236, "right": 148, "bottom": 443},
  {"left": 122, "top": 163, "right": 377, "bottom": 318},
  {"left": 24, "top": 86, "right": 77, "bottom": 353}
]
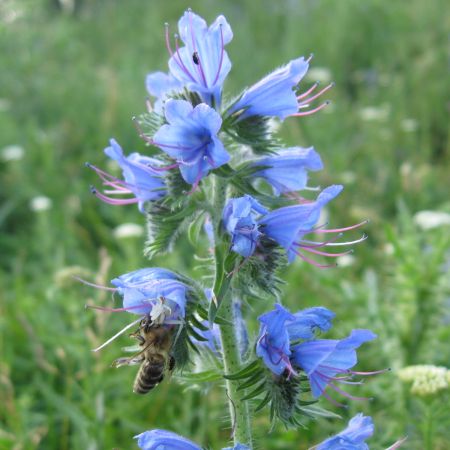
[
  {"left": 174, "top": 35, "right": 197, "bottom": 84},
  {"left": 291, "top": 101, "right": 330, "bottom": 117},
  {"left": 91, "top": 187, "right": 138, "bottom": 205},
  {"left": 212, "top": 24, "right": 225, "bottom": 86},
  {"left": 293, "top": 248, "right": 336, "bottom": 269},
  {"left": 310, "top": 377, "right": 346, "bottom": 407},
  {"left": 73, "top": 276, "right": 117, "bottom": 291},
  {"left": 301, "top": 247, "right": 354, "bottom": 258},
  {"left": 325, "top": 234, "right": 368, "bottom": 247},
  {"left": 298, "top": 234, "right": 344, "bottom": 249},
  {"left": 350, "top": 368, "right": 390, "bottom": 376},
  {"left": 187, "top": 10, "right": 208, "bottom": 87},
  {"left": 298, "top": 82, "right": 334, "bottom": 106},
  {"left": 316, "top": 219, "right": 369, "bottom": 234},
  {"left": 297, "top": 82, "right": 319, "bottom": 101},
  {"left": 325, "top": 380, "right": 371, "bottom": 402},
  {"left": 164, "top": 23, "right": 174, "bottom": 57}
]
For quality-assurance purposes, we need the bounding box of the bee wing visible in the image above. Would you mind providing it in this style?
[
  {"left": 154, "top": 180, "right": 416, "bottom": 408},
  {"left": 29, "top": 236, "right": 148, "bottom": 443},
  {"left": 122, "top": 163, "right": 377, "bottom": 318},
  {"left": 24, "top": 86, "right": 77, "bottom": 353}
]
[{"left": 112, "top": 355, "right": 144, "bottom": 368}]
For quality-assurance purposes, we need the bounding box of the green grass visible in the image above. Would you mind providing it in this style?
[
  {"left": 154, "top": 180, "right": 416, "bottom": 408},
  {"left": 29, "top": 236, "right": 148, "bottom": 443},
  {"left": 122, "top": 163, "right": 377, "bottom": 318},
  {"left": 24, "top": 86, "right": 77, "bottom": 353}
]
[{"left": 1, "top": 0, "right": 449, "bottom": 448}]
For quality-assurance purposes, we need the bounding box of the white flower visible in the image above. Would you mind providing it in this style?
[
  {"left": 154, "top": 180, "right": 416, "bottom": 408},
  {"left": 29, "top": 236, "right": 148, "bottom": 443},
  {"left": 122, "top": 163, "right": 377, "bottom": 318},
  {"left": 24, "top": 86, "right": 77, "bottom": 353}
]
[
  {"left": 1, "top": 145, "right": 24, "bottom": 162},
  {"left": 398, "top": 364, "right": 449, "bottom": 396},
  {"left": 413, "top": 211, "right": 450, "bottom": 230},
  {"left": 113, "top": 223, "right": 144, "bottom": 239},
  {"left": 359, "top": 104, "right": 390, "bottom": 121},
  {"left": 306, "top": 67, "right": 332, "bottom": 84},
  {"left": 401, "top": 118, "right": 418, "bottom": 132},
  {"left": 30, "top": 195, "right": 52, "bottom": 212}
]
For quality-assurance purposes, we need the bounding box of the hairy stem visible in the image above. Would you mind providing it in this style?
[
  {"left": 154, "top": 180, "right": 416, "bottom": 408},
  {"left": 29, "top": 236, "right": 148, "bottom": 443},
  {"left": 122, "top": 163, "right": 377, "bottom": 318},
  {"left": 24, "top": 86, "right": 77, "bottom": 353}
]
[{"left": 211, "top": 175, "right": 253, "bottom": 448}]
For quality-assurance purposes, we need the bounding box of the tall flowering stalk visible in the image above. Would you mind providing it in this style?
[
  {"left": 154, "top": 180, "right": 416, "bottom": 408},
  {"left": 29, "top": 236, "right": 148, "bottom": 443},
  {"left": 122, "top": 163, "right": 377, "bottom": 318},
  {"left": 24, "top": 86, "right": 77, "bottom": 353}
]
[{"left": 85, "top": 9, "right": 403, "bottom": 449}]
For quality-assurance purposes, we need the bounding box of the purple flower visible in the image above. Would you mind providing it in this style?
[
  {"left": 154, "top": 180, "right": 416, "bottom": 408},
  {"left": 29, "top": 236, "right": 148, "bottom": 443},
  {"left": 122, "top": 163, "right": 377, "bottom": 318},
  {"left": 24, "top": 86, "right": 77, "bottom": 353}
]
[
  {"left": 286, "top": 307, "right": 335, "bottom": 340},
  {"left": 111, "top": 268, "right": 187, "bottom": 322},
  {"left": 135, "top": 429, "right": 201, "bottom": 450},
  {"left": 256, "top": 304, "right": 334, "bottom": 376},
  {"left": 166, "top": 9, "right": 233, "bottom": 106},
  {"left": 88, "top": 139, "right": 166, "bottom": 213},
  {"left": 316, "top": 413, "right": 374, "bottom": 450},
  {"left": 145, "top": 71, "right": 183, "bottom": 113},
  {"left": 222, "top": 195, "right": 268, "bottom": 257},
  {"left": 227, "top": 56, "right": 334, "bottom": 121},
  {"left": 259, "top": 185, "right": 366, "bottom": 266},
  {"left": 252, "top": 147, "right": 323, "bottom": 195},
  {"left": 228, "top": 57, "right": 308, "bottom": 120},
  {"left": 191, "top": 320, "right": 221, "bottom": 354},
  {"left": 153, "top": 99, "right": 230, "bottom": 186},
  {"left": 291, "top": 329, "right": 378, "bottom": 400},
  {"left": 256, "top": 304, "right": 295, "bottom": 376}
]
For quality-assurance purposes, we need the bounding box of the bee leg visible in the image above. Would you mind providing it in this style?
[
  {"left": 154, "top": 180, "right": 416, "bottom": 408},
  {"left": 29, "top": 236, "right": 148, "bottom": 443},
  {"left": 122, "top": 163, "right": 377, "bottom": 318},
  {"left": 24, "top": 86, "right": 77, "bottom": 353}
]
[
  {"left": 112, "top": 355, "right": 144, "bottom": 368},
  {"left": 168, "top": 355, "right": 176, "bottom": 372}
]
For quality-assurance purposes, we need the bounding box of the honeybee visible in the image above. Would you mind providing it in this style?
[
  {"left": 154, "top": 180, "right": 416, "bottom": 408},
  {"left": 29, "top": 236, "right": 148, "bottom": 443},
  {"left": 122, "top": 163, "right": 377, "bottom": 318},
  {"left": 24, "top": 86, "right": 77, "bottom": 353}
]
[{"left": 113, "top": 299, "right": 176, "bottom": 394}]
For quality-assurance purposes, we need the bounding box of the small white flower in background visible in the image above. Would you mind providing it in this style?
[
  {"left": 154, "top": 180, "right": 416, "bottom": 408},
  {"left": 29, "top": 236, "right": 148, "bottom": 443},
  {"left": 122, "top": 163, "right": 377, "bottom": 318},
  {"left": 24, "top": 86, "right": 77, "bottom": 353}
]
[
  {"left": 337, "top": 254, "right": 355, "bottom": 267},
  {"left": 340, "top": 171, "right": 356, "bottom": 185},
  {"left": 400, "top": 118, "right": 418, "bottom": 132},
  {"left": 383, "top": 243, "right": 395, "bottom": 256},
  {"left": 113, "top": 223, "right": 144, "bottom": 239},
  {"left": 306, "top": 67, "right": 332, "bottom": 84},
  {"left": 398, "top": 364, "right": 449, "bottom": 396},
  {"left": 0, "top": 98, "right": 11, "bottom": 112},
  {"left": 359, "top": 103, "right": 390, "bottom": 121},
  {"left": 413, "top": 210, "right": 450, "bottom": 230},
  {"left": 30, "top": 195, "right": 52, "bottom": 212},
  {"left": 1, "top": 145, "right": 24, "bottom": 162}
]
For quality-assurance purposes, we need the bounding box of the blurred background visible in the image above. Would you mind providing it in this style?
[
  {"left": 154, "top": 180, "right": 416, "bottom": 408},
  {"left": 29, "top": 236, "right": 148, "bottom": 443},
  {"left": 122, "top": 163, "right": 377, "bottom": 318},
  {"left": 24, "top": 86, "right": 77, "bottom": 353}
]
[{"left": 1, "top": 0, "right": 449, "bottom": 448}]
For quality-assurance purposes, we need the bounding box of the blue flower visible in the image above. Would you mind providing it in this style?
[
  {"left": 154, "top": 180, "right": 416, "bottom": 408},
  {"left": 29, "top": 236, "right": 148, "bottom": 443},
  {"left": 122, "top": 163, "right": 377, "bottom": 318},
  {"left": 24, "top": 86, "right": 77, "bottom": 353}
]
[
  {"left": 228, "top": 57, "right": 309, "bottom": 120},
  {"left": 135, "top": 429, "right": 201, "bottom": 450},
  {"left": 111, "top": 268, "right": 187, "bottom": 322},
  {"left": 316, "top": 413, "right": 374, "bottom": 450},
  {"left": 167, "top": 9, "right": 233, "bottom": 107},
  {"left": 191, "top": 319, "right": 221, "bottom": 354},
  {"left": 256, "top": 304, "right": 294, "bottom": 376},
  {"left": 259, "top": 185, "right": 347, "bottom": 264},
  {"left": 291, "top": 329, "right": 377, "bottom": 399},
  {"left": 153, "top": 99, "right": 230, "bottom": 185},
  {"left": 146, "top": 71, "right": 183, "bottom": 113},
  {"left": 88, "top": 139, "right": 166, "bottom": 213},
  {"left": 286, "top": 307, "right": 335, "bottom": 340},
  {"left": 222, "top": 195, "right": 268, "bottom": 257},
  {"left": 256, "top": 304, "right": 334, "bottom": 376},
  {"left": 252, "top": 146, "right": 323, "bottom": 195}
]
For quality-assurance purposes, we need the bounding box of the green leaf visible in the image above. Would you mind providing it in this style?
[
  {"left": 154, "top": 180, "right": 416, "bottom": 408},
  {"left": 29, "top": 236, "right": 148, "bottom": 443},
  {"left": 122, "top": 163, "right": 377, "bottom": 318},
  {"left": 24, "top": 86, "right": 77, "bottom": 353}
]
[
  {"left": 254, "top": 392, "right": 271, "bottom": 412},
  {"left": 176, "top": 369, "right": 222, "bottom": 383},
  {"left": 187, "top": 212, "right": 205, "bottom": 246},
  {"left": 224, "top": 360, "right": 261, "bottom": 380},
  {"left": 145, "top": 202, "right": 197, "bottom": 258},
  {"left": 135, "top": 111, "right": 165, "bottom": 139},
  {"left": 241, "top": 381, "right": 266, "bottom": 401},
  {"left": 237, "top": 369, "right": 265, "bottom": 391}
]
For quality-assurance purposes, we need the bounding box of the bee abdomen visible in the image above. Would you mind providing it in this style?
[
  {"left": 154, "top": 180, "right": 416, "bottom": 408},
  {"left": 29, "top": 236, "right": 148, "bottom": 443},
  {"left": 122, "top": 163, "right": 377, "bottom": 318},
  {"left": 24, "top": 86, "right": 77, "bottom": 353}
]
[{"left": 133, "top": 355, "right": 166, "bottom": 394}]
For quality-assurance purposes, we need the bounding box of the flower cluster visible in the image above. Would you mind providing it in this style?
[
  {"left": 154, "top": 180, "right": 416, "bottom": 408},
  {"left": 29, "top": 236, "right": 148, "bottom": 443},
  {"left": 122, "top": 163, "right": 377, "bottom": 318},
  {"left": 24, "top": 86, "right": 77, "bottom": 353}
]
[{"left": 83, "top": 8, "right": 402, "bottom": 450}]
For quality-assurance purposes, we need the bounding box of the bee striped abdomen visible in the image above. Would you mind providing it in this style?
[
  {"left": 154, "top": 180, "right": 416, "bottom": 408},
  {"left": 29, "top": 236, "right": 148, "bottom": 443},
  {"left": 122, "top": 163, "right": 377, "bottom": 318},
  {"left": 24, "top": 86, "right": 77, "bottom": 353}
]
[{"left": 133, "top": 354, "right": 166, "bottom": 394}]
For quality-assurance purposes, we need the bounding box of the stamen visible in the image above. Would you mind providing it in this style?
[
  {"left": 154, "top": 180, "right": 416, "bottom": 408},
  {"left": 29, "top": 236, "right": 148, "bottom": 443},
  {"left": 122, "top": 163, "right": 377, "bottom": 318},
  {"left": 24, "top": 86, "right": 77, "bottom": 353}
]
[
  {"left": 91, "top": 317, "right": 142, "bottom": 352},
  {"left": 90, "top": 186, "right": 138, "bottom": 205},
  {"left": 187, "top": 10, "right": 208, "bottom": 87},
  {"left": 73, "top": 276, "right": 117, "bottom": 291},
  {"left": 212, "top": 24, "right": 225, "bottom": 86},
  {"left": 310, "top": 377, "right": 346, "bottom": 407},
  {"left": 349, "top": 368, "right": 390, "bottom": 376},
  {"left": 85, "top": 303, "right": 150, "bottom": 313},
  {"left": 297, "top": 81, "right": 319, "bottom": 101},
  {"left": 317, "top": 219, "right": 369, "bottom": 233},
  {"left": 301, "top": 247, "right": 354, "bottom": 258},
  {"left": 174, "top": 34, "right": 197, "bottom": 83},
  {"left": 326, "top": 381, "right": 372, "bottom": 402},
  {"left": 306, "top": 53, "right": 314, "bottom": 63},
  {"left": 293, "top": 248, "right": 336, "bottom": 269},
  {"left": 164, "top": 23, "right": 174, "bottom": 57},
  {"left": 325, "top": 234, "right": 368, "bottom": 247},
  {"left": 298, "top": 82, "right": 335, "bottom": 106},
  {"left": 291, "top": 101, "right": 330, "bottom": 117}
]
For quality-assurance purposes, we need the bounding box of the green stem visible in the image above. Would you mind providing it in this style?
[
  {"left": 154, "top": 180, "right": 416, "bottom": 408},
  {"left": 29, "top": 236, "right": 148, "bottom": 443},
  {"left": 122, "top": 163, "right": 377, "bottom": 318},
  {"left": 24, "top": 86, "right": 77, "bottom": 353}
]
[{"left": 211, "top": 175, "right": 253, "bottom": 448}]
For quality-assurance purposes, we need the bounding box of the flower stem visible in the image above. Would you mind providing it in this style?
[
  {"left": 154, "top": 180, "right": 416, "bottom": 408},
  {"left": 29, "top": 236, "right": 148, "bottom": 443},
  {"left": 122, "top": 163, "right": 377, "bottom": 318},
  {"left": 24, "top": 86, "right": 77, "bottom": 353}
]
[{"left": 211, "top": 175, "right": 253, "bottom": 448}]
